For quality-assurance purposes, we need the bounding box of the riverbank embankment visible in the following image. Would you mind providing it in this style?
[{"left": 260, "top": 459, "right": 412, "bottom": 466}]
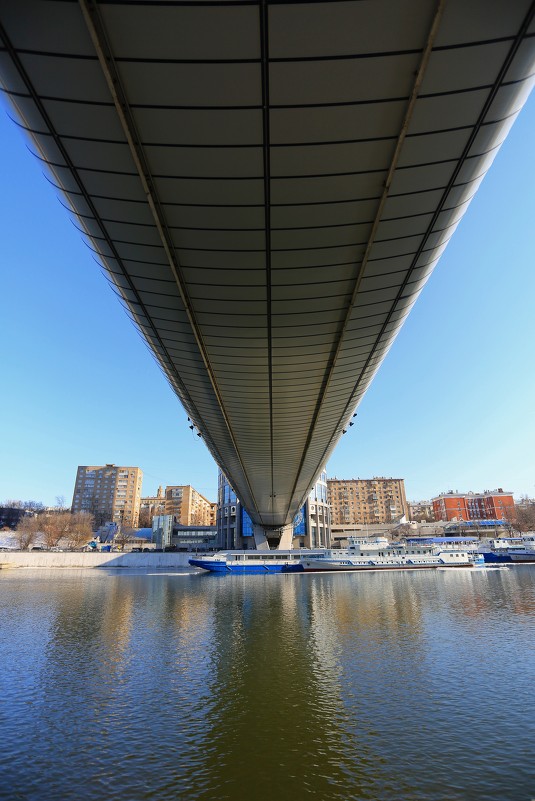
[{"left": 0, "top": 551, "right": 197, "bottom": 569}]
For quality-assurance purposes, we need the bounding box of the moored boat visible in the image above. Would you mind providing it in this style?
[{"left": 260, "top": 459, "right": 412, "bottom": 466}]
[
  {"left": 189, "top": 549, "right": 323, "bottom": 574},
  {"left": 479, "top": 535, "right": 535, "bottom": 563},
  {"left": 507, "top": 534, "right": 535, "bottom": 563},
  {"left": 299, "top": 537, "right": 485, "bottom": 573}
]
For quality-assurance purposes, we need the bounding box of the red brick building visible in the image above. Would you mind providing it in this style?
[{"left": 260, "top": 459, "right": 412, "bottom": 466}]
[{"left": 432, "top": 489, "right": 514, "bottom": 522}]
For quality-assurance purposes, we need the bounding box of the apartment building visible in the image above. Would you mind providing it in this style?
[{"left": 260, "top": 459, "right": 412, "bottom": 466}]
[
  {"left": 328, "top": 477, "right": 408, "bottom": 525},
  {"left": 165, "top": 485, "right": 214, "bottom": 526},
  {"left": 432, "top": 489, "right": 514, "bottom": 522},
  {"left": 71, "top": 465, "right": 143, "bottom": 528}
]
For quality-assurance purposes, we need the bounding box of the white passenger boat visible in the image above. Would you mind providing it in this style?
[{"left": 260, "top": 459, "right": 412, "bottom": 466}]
[
  {"left": 507, "top": 534, "right": 535, "bottom": 563},
  {"left": 190, "top": 549, "right": 324, "bottom": 574},
  {"left": 479, "top": 534, "right": 535, "bottom": 564},
  {"left": 299, "top": 537, "right": 485, "bottom": 572}
]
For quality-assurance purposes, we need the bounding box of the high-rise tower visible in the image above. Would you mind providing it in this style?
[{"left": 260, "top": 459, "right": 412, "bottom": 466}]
[{"left": 71, "top": 465, "right": 143, "bottom": 528}]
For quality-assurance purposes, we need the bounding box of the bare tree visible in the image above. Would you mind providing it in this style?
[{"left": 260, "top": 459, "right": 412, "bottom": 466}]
[
  {"left": 138, "top": 507, "right": 152, "bottom": 529},
  {"left": 13, "top": 516, "right": 42, "bottom": 550},
  {"left": 390, "top": 523, "right": 413, "bottom": 541},
  {"left": 55, "top": 495, "right": 67, "bottom": 511},
  {"left": 3, "top": 500, "right": 45, "bottom": 513},
  {"left": 114, "top": 525, "right": 135, "bottom": 551},
  {"left": 25, "top": 501, "right": 45, "bottom": 513},
  {"left": 65, "top": 512, "right": 95, "bottom": 550},
  {"left": 507, "top": 500, "right": 535, "bottom": 534},
  {"left": 41, "top": 512, "right": 73, "bottom": 550}
]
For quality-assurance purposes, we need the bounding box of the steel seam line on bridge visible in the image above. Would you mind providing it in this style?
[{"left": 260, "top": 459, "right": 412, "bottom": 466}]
[
  {"left": 259, "top": 0, "right": 276, "bottom": 530},
  {"left": 282, "top": 0, "right": 446, "bottom": 524},
  {"left": 301, "top": 2, "right": 535, "bottom": 504},
  {"left": 77, "top": 0, "right": 264, "bottom": 523},
  {"left": 0, "top": 0, "right": 534, "bottom": 543}
]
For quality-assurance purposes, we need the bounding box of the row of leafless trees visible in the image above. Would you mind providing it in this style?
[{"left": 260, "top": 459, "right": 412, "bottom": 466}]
[
  {"left": 13, "top": 511, "right": 95, "bottom": 551},
  {"left": 3, "top": 496, "right": 143, "bottom": 550},
  {"left": 3, "top": 499, "right": 46, "bottom": 513},
  {"left": 507, "top": 499, "right": 535, "bottom": 533}
]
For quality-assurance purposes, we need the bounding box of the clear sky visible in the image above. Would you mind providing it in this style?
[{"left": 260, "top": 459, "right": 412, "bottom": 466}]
[{"left": 1, "top": 94, "right": 534, "bottom": 507}]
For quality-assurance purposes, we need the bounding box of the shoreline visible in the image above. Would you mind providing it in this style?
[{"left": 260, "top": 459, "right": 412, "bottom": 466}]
[{"left": 0, "top": 551, "right": 197, "bottom": 569}]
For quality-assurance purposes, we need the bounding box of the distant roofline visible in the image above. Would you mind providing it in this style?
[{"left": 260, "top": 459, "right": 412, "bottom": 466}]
[
  {"left": 327, "top": 476, "right": 405, "bottom": 482},
  {"left": 432, "top": 490, "right": 514, "bottom": 500},
  {"left": 77, "top": 464, "right": 142, "bottom": 471}
]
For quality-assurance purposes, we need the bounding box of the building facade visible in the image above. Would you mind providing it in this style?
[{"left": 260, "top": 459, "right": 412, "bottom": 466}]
[
  {"left": 306, "top": 470, "right": 331, "bottom": 549},
  {"left": 209, "top": 502, "right": 217, "bottom": 527},
  {"left": 0, "top": 506, "right": 27, "bottom": 530},
  {"left": 152, "top": 515, "right": 217, "bottom": 550},
  {"left": 139, "top": 485, "right": 166, "bottom": 526},
  {"left": 71, "top": 464, "right": 143, "bottom": 528},
  {"left": 328, "top": 477, "right": 408, "bottom": 525},
  {"left": 408, "top": 500, "right": 435, "bottom": 522},
  {"left": 432, "top": 489, "right": 514, "bottom": 522},
  {"left": 152, "top": 514, "right": 174, "bottom": 549},
  {"left": 217, "top": 469, "right": 331, "bottom": 550},
  {"left": 164, "top": 485, "right": 215, "bottom": 526}
]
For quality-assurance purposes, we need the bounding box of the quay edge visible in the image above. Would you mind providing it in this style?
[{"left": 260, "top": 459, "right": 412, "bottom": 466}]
[{"left": 0, "top": 552, "right": 199, "bottom": 569}]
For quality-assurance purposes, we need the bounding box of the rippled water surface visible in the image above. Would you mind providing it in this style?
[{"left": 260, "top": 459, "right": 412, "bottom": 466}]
[{"left": 1, "top": 566, "right": 534, "bottom": 801}]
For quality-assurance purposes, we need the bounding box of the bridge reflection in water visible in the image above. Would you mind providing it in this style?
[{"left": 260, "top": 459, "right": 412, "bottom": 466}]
[
  {"left": 1, "top": 568, "right": 534, "bottom": 800},
  {"left": 0, "top": 2, "right": 534, "bottom": 543}
]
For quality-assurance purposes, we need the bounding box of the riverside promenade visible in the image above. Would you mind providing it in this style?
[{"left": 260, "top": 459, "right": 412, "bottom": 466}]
[{"left": 0, "top": 551, "right": 196, "bottom": 569}]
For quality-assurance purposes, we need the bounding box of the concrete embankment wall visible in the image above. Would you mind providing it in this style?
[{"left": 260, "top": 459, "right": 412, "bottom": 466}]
[{"left": 0, "top": 552, "right": 197, "bottom": 569}]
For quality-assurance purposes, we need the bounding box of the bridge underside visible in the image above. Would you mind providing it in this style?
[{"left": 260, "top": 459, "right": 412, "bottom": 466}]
[{"left": 1, "top": 1, "right": 533, "bottom": 531}]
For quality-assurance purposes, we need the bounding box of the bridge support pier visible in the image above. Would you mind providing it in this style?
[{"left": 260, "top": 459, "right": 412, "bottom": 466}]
[
  {"left": 253, "top": 524, "right": 294, "bottom": 550},
  {"left": 253, "top": 525, "right": 270, "bottom": 550},
  {"left": 277, "top": 524, "right": 294, "bottom": 550}
]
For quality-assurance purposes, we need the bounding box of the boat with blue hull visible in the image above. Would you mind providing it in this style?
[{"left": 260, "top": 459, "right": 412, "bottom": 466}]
[
  {"left": 479, "top": 536, "right": 535, "bottom": 563},
  {"left": 189, "top": 550, "right": 323, "bottom": 574},
  {"left": 190, "top": 537, "right": 490, "bottom": 574}
]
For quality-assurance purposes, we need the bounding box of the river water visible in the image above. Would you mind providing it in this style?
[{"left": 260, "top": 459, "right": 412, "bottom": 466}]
[{"left": 1, "top": 566, "right": 534, "bottom": 801}]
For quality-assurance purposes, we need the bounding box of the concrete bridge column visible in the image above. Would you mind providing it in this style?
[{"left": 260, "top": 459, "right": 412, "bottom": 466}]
[
  {"left": 276, "top": 524, "right": 294, "bottom": 550},
  {"left": 253, "top": 524, "right": 294, "bottom": 550},
  {"left": 253, "top": 525, "right": 270, "bottom": 550}
]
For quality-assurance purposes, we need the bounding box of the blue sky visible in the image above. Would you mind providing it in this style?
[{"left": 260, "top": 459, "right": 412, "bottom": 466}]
[{"left": 1, "top": 94, "right": 534, "bottom": 507}]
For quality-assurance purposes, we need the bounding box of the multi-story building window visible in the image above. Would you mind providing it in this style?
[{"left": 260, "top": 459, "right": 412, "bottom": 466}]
[
  {"left": 71, "top": 464, "right": 143, "bottom": 529},
  {"left": 328, "top": 477, "right": 408, "bottom": 525},
  {"left": 431, "top": 489, "right": 514, "bottom": 522},
  {"left": 164, "top": 485, "right": 214, "bottom": 526},
  {"left": 408, "top": 500, "right": 435, "bottom": 522}
]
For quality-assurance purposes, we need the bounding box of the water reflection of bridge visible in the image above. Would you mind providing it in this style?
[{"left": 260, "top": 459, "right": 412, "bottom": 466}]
[{"left": 1, "top": 2, "right": 533, "bottom": 543}]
